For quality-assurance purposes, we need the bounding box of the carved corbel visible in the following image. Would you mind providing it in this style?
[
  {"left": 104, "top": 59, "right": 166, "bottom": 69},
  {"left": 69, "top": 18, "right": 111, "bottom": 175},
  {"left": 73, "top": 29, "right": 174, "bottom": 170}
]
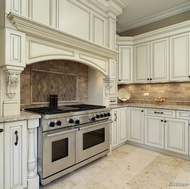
[
  {"left": 6, "top": 73, "right": 19, "bottom": 98},
  {"left": 104, "top": 78, "right": 114, "bottom": 97}
]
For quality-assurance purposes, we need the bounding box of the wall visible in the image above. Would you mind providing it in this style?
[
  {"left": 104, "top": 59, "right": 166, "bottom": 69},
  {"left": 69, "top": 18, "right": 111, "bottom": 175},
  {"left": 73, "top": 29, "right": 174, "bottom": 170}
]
[
  {"left": 119, "top": 82, "right": 190, "bottom": 105},
  {"left": 20, "top": 60, "right": 88, "bottom": 107},
  {"left": 119, "top": 10, "right": 190, "bottom": 36}
]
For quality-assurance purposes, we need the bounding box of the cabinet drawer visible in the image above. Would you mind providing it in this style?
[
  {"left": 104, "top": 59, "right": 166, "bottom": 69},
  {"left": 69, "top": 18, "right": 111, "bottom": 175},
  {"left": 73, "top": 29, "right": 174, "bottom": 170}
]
[
  {"left": 176, "top": 111, "right": 190, "bottom": 120},
  {"left": 145, "top": 108, "right": 175, "bottom": 118}
]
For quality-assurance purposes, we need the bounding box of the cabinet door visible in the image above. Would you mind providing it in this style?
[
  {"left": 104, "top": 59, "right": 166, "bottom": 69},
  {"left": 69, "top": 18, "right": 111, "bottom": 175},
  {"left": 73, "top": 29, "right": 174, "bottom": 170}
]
[
  {"left": 145, "top": 116, "right": 164, "bottom": 148},
  {"left": 4, "top": 121, "right": 27, "bottom": 189},
  {"left": 111, "top": 109, "right": 119, "bottom": 148},
  {"left": 118, "top": 108, "right": 127, "bottom": 143},
  {"left": 134, "top": 43, "right": 150, "bottom": 82},
  {"left": 0, "top": 124, "right": 3, "bottom": 189},
  {"left": 170, "top": 33, "right": 190, "bottom": 81},
  {"left": 151, "top": 38, "right": 169, "bottom": 82},
  {"left": 128, "top": 108, "right": 144, "bottom": 143},
  {"left": 118, "top": 46, "right": 133, "bottom": 83},
  {"left": 165, "top": 118, "right": 188, "bottom": 155}
]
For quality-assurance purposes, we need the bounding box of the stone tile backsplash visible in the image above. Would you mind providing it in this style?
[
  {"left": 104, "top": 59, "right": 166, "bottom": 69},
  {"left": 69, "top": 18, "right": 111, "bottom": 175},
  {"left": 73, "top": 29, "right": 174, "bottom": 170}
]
[
  {"left": 119, "top": 82, "right": 190, "bottom": 105},
  {"left": 20, "top": 60, "right": 88, "bottom": 106}
]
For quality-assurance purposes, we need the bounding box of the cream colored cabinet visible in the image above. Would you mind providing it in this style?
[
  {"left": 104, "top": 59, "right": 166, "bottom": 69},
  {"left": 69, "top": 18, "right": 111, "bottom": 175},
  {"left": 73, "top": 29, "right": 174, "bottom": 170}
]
[
  {"left": 150, "top": 38, "right": 169, "bottom": 82},
  {"left": 111, "top": 108, "right": 127, "bottom": 148},
  {"left": 0, "top": 124, "right": 4, "bottom": 189},
  {"left": 128, "top": 107, "right": 144, "bottom": 144},
  {"left": 118, "top": 46, "right": 133, "bottom": 83},
  {"left": 134, "top": 38, "right": 169, "bottom": 83},
  {"left": 165, "top": 118, "right": 188, "bottom": 155},
  {"left": 170, "top": 33, "right": 190, "bottom": 81},
  {"left": 145, "top": 116, "right": 164, "bottom": 149},
  {"left": 4, "top": 120, "right": 27, "bottom": 189}
]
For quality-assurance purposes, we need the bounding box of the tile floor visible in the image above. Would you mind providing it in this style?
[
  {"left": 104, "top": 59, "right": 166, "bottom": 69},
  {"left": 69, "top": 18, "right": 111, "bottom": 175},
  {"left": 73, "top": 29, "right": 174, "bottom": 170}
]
[{"left": 40, "top": 144, "right": 190, "bottom": 189}]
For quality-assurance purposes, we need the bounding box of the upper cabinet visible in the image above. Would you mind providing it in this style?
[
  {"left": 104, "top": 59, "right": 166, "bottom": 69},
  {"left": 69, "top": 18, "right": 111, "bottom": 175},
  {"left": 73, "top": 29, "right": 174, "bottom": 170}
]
[
  {"left": 170, "top": 33, "right": 190, "bottom": 81},
  {"left": 134, "top": 38, "right": 169, "bottom": 83}
]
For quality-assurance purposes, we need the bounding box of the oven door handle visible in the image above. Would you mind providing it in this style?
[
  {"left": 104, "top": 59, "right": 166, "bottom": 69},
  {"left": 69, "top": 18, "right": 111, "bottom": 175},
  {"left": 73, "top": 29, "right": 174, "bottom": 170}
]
[
  {"left": 78, "top": 120, "right": 112, "bottom": 131},
  {"left": 44, "top": 128, "right": 78, "bottom": 137}
]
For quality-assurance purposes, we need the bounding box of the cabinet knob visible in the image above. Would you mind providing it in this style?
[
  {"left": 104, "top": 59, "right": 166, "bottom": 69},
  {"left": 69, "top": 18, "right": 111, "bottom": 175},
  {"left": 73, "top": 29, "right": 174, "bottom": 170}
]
[
  {"left": 141, "top": 110, "right": 144, "bottom": 112},
  {"left": 0, "top": 129, "right": 3, "bottom": 133},
  {"left": 188, "top": 76, "right": 190, "bottom": 78},
  {"left": 147, "top": 78, "right": 150, "bottom": 80},
  {"left": 150, "top": 78, "right": 152, "bottom": 80}
]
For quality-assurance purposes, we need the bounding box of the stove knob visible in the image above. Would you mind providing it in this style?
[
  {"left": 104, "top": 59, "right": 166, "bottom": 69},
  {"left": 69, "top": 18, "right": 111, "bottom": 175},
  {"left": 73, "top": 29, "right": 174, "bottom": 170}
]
[
  {"left": 67, "top": 118, "right": 74, "bottom": 124},
  {"left": 56, "top": 120, "right": 62, "bottom": 126},
  {"left": 104, "top": 113, "right": 107, "bottom": 117},
  {"left": 96, "top": 114, "right": 100, "bottom": 119},
  {"left": 90, "top": 116, "right": 95, "bottom": 121},
  {"left": 100, "top": 114, "right": 104, "bottom": 118},
  {"left": 107, "top": 113, "right": 111, "bottom": 117},
  {"left": 49, "top": 121, "right": 55, "bottom": 127},
  {"left": 75, "top": 119, "right": 80, "bottom": 125}
]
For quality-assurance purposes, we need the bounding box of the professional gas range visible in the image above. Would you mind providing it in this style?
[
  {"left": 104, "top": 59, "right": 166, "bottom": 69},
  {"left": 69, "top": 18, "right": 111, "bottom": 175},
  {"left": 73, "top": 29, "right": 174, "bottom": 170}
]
[{"left": 25, "top": 104, "right": 112, "bottom": 185}]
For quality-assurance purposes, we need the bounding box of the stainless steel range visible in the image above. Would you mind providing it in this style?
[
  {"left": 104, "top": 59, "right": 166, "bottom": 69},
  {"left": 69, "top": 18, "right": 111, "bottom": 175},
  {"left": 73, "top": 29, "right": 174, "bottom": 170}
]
[{"left": 25, "top": 104, "right": 112, "bottom": 185}]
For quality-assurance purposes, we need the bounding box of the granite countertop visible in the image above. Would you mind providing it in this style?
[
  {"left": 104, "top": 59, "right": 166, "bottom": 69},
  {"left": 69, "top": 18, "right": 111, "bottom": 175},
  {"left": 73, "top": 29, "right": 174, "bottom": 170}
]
[
  {"left": 0, "top": 111, "right": 41, "bottom": 123},
  {"left": 109, "top": 103, "right": 190, "bottom": 111}
]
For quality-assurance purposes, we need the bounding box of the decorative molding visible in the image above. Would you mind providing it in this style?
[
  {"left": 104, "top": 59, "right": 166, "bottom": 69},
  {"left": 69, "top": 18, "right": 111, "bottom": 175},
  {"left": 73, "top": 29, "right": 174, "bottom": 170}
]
[
  {"left": 104, "top": 78, "right": 114, "bottom": 97},
  {"left": 8, "top": 12, "right": 118, "bottom": 60},
  {"left": 117, "top": 2, "right": 190, "bottom": 33},
  {"left": 6, "top": 73, "right": 19, "bottom": 98}
]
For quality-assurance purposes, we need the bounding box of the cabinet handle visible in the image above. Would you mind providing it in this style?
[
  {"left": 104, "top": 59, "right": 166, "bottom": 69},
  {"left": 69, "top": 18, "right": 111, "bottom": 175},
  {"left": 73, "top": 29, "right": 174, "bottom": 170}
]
[
  {"left": 114, "top": 113, "right": 117, "bottom": 121},
  {"left": 15, "top": 130, "right": 18, "bottom": 146},
  {"left": 154, "top": 111, "right": 163, "bottom": 114},
  {"left": 0, "top": 129, "right": 3, "bottom": 133}
]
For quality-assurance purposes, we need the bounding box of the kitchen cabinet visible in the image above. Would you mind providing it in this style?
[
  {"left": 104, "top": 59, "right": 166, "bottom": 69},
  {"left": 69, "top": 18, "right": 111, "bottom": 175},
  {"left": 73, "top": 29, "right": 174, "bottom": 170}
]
[
  {"left": 0, "top": 124, "right": 4, "bottom": 189},
  {"left": 4, "top": 120, "right": 27, "bottom": 189},
  {"left": 165, "top": 118, "right": 188, "bottom": 155},
  {"left": 170, "top": 33, "right": 190, "bottom": 81},
  {"left": 128, "top": 107, "right": 144, "bottom": 144},
  {"left": 111, "top": 108, "right": 127, "bottom": 148},
  {"left": 134, "top": 38, "right": 169, "bottom": 83},
  {"left": 145, "top": 116, "right": 164, "bottom": 149},
  {"left": 118, "top": 46, "right": 133, "bottom": 83}
]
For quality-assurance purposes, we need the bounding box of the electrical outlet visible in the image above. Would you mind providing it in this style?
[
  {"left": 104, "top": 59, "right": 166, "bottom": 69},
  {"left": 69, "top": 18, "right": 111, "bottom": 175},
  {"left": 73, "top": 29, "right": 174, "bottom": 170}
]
[{"left": 144, "top": 93, "right": 149, "bottom": 96}]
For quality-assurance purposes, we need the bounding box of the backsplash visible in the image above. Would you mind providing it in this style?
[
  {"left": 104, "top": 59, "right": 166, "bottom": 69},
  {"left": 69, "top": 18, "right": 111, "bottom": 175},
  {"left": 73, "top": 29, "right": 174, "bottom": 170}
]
[
  {"left": 20, "top": 60, "right": 88, "bottom": 106},
  {"left": 119, "top": 82, "right": 190, "bottom": 105}
]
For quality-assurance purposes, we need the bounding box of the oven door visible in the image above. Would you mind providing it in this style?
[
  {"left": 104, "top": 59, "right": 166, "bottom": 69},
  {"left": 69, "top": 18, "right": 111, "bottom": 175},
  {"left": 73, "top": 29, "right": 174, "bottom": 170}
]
[
  {"left": 41, "top": 127, "right": 77, "bottom": 178},
  {"left": 76, "top": 120, "right": 111, "bottom": 163}
]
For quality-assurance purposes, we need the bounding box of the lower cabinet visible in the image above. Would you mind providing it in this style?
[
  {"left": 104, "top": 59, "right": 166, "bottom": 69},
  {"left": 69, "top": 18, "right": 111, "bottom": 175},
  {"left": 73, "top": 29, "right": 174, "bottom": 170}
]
[
  {"left": 145, "top": 115, "right": 189, "bottom": 155},
  {"left": 128, "top": 107, "right": 144, "bottom": 144},
  {"left": 4, "top": 120, "right": 27, "bottom": 189},
  {"left": 0, "top": 124, "right": 4, "bottom": 189},
  {"left": 165, "top": 118, "right": 188, "bottom": 155},
  {"left": 111, "top": 108, "right": 127, "bottom": 148}
]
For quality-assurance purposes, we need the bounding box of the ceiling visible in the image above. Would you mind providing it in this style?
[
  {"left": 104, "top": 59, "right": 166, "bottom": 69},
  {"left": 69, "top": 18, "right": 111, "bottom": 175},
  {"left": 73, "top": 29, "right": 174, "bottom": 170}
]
[{"left": 117, "top": 0, "right": 190, "bottom": 33}]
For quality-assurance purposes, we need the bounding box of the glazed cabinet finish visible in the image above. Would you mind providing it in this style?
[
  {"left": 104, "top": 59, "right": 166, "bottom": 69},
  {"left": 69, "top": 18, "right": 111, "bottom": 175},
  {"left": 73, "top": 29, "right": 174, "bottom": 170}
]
[
  {"left": 134, "top": 38, "right": 169, "bottom": 83},
  {"left": 0, "top": 124, "right": 3, "bottom": 189},
  {"left": 170, "top": 33, "right": 190, "bottom": 81},
  {"left": 4, "top": 120, "right": 27, "bottom": 189},
  {"left": 111, "top": 108, "right": 127, "bottom": 148},
  {"left": 145, "top": 116, "right": 164, "bottom": 149},
  {"left": 165, "top": 118, "right": 188, "bottom": 155},
  {"left": 118, "top": 46, "right": 133, "bottom": 83},
  {"left": 128, "top": 108, "right": 144, "bottom": 144}
]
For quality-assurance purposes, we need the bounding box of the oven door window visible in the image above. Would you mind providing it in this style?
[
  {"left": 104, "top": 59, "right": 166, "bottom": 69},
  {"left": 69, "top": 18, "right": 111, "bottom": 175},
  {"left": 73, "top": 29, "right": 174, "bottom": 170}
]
[
  {"left": 83, "top": 128, "right": 105, "bottom": 150},
  {"left": 52, "top": 138, "right": 68, "bottom": 162}
]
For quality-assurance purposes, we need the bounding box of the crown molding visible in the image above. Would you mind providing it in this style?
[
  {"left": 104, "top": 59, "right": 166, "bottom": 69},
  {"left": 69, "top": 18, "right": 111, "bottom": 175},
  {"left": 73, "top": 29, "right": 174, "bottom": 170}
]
[{"left": 117, "top": 2, "right": 190, "bottom": 33}]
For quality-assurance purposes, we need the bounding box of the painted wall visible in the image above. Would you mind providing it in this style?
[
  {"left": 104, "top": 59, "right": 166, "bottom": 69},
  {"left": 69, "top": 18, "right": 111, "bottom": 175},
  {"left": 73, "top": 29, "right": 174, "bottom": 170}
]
[{"left": 119, "top": 10, "right": 190, "bottom": 36}]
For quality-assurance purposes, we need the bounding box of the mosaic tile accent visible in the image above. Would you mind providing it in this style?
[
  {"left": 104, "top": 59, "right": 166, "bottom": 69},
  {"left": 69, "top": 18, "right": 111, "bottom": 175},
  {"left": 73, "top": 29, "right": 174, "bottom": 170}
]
[
  {"left": 31, "top": 70, "right": 77, "bottom": 103},
  {"left": 20, "top": 60, "right": 88, "bottom": 106}
]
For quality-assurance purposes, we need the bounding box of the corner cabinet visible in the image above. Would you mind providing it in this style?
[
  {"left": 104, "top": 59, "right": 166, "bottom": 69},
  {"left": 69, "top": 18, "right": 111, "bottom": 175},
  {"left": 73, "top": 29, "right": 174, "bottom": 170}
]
[
  {"left": 111, "top": 108, "right": 127, "bottom": 148},
  {"left": 0, "top": 124, "right": 4, "bottom": 189},
  {"left": 4, "top": 120, "right": 27, "bottom": 189},
  {"left": 128, "top": 107, "right": 144, "bottom": 144}
]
